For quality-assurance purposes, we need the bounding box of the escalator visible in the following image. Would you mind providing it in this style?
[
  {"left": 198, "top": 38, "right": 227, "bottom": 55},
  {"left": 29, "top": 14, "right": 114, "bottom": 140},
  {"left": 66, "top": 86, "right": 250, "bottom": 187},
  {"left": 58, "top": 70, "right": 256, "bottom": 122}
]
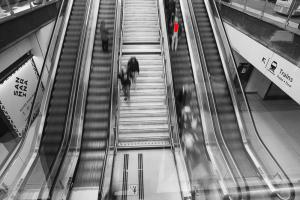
[
  {"left": 15, "top": 0, "right": 88, "bottom": 198},
  {"left": 167, "top": 2, "right": 221, "bottom": 197},
  {"left": 191, "top": 0, "right": 271, "bottom": 198},
  {"left": 71, "top": 0, "right": 116, "bottom": 189}
]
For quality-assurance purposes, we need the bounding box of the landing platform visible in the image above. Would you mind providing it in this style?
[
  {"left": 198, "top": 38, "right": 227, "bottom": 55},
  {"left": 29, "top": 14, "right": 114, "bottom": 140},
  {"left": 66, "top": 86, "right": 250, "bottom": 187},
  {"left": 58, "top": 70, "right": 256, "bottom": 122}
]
[{"left": 111, "top": 149, "right": 182, "bottom": 200}]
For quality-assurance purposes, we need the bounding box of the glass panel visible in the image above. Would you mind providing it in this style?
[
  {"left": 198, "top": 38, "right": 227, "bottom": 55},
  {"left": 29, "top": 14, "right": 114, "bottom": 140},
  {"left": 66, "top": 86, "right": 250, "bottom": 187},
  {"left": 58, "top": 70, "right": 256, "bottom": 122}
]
[
  {"left": 0, "top": 0, "right": 58, "bottom": 21},
  {"left": 0, "top": 0, "right": 13, "bottom": 19},
  {"left": 215, "top": 0, "right": 300, "bottom": 34},
  {"left": 217, "top": 2, "right": 300, "bottom": 65}
]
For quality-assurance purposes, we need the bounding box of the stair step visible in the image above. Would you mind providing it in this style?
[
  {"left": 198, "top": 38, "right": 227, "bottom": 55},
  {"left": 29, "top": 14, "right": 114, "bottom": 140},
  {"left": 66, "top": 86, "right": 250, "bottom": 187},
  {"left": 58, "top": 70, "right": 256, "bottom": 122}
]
[
  {"left": 120, "top": 101, "right": 166, "bottom": 108},
  {"left": 120, "top": 89, "right": 166, "bottom": 96},
  {"left": 122, "top": 44, "right": 161, "bottom": 54},
  {"left": 119, "top": 116, "right": 168, "bottom": 123},
  {"left": 118, "top": 140, "right": 170, "bottom": 148},
  {"left": 121, "top": 54, "right": 162, "bottom": 60},
  {"left": 120, "top": 109, "right": 168, "bottom": 117},
  {"left": 118, "top": 132, "right": 169, "bottom": 140},
  {"left": 119, "top": 123, "right": 169, "bottom": 132},
  {"left": 123, "top": 36, "right": 160, "bottom": 44}
]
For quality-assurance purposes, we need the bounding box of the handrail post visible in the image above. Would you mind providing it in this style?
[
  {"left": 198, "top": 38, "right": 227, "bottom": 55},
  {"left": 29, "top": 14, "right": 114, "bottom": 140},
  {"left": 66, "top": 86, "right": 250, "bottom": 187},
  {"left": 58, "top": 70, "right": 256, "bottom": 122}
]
[
  {"left": 285, "top": 0, "right": 297, "bottom": 28},
  {"left": 4, "top": 0, "right": 14, "bottom": 15}
]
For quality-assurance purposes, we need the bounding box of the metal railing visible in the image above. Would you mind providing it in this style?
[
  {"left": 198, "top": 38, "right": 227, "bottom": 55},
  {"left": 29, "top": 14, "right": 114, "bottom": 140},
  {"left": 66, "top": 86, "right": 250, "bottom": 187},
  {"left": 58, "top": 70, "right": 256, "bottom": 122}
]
[
  {"left": 98, "top": 0, "right": 122, "bottom": 198},
  {"left": 0, "top": 0, "right": 59, "bottom": 24},
  {"left": 216, "top": 0, "right": 299, "bottom": 33}
]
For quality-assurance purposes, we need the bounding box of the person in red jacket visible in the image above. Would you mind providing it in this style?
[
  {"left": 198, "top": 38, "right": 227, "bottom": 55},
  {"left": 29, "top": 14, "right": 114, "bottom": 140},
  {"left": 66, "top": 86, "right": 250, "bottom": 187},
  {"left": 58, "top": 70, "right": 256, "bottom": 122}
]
[{"left": 171, "top": 9, "right": 180, "bottom": 51}]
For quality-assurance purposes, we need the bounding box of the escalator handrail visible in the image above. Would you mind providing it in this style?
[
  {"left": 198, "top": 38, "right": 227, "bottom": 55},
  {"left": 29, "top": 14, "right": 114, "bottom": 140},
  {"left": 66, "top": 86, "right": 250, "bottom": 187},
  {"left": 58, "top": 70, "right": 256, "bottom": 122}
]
[
  {"left": 98, "top": 0, "right": 122, "bottom": 197},
  {"left": 98, "top": 0, "right": 122, "bottom": 198},
  {"left": 157, "top": 0, "right": 180, "bottom": 148},
  {"left": 12, "top": 0, "right": 94, "bottom": 196},
  {"left": 204, "top": 0, "right": 295, "bottom": 199},
  {"left": 204, "top": 0, "right": 278, "bottom": 194},
  {"left": 35, "top": 0, "right": 96, "bottom": 196},
  {"left": 178, "top": 0, "right": 239, "bottom": 198},
  {"left": 6, "top": 0, "right": 77, "bottom": 196},
  {"left": 46, "top": 0, "right": 100, "bottom": 198},
  {"left": 37, "top": 0, "right": 95, "bottom": 194},
  {"left": 0, "top": 0, "right": 66, "bottom": 184},
  {"left": 186, "top": 0, "right": 257, "bottom": 198}
]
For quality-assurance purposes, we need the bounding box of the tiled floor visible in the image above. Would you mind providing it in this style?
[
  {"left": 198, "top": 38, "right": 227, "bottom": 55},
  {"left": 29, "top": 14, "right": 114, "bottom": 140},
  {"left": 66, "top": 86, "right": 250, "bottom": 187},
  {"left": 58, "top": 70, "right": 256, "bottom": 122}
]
[{"left": 247, "top": 93, "right": 300, "bottom": 180}]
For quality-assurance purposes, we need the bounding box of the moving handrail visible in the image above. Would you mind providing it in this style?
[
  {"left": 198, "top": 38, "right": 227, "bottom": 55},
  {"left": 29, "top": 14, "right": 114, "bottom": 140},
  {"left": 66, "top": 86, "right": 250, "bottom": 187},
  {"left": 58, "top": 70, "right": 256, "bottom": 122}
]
[
  {"left": 46, "top": 0, "right": 101, "bottom": 198},
  {"left": 0, "top": 0, "right": 65, "bottom": 184},
  {"left": 203, "top": 0, "right": 295, "bottom": 198},
  {"left": 178, "top": 0, "right": 240, "bottom": 198},
  {"left": 186, "top": 0, "right": 258, "bottom": 198},
  {"left": 5, "top": 0, "right": 77, "bottom": 196},
  {"left": 41, "top": 0, "right": 95, "bottom": 196},
  {"left": 8, "top": 0, "right": 94, "bottom": 197},
  {"left": 98, "top": 0, "right": 121, "bottom": 197},
  {"left": 99, "top": 0, "right": 122, "bottom": 198}
]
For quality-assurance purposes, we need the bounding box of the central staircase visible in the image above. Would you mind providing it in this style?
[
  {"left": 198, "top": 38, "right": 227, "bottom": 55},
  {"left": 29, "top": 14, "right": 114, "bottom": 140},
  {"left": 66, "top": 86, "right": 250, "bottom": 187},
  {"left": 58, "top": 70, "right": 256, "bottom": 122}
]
[{"left": 117, "top": 0, "right": 171, "bottom": 148}]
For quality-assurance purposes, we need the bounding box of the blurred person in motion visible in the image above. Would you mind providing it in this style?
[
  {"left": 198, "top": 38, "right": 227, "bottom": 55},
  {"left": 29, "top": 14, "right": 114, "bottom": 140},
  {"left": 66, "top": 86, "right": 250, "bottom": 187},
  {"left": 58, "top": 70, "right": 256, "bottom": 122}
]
[
  {"left": 127, "top": 57, "right": 139, "bottom": 85},
  {"left": 100, "top": 21, "right": 109, "bottom": 52},
  {"left": 166, "top": 0, "right": 176, "bottom": 32},
  {"left": 176, "top": 84, "right": 192, "bottom": 112},
  {"left": 118, "top": 65, "right": 131, "bottom": 101},
  {"left": 176, "top": 84, "right": 193, "bottom": 137}
]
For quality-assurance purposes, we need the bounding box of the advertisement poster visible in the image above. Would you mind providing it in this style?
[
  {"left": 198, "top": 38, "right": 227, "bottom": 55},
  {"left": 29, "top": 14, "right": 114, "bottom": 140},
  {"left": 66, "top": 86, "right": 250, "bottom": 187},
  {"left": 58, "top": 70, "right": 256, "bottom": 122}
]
[{"left": 0, "top": 57, "right": 44, "bottom": 137}]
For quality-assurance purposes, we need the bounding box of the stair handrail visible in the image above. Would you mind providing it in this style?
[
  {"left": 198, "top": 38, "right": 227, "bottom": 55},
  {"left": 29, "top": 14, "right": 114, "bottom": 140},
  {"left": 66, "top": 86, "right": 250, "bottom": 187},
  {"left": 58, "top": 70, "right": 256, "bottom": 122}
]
[{"left": 203, "top": 0, "right": 295, "bottom": 198}]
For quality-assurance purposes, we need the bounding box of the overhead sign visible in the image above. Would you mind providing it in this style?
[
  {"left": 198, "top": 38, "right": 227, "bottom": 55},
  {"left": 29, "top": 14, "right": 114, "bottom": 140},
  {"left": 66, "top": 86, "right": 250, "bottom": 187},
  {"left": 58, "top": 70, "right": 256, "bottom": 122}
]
[
  {"left": 224, "top": 23, "right": 300, "bottom": 104},
  {"left": 0, "top": 57, "right": 43, "bottom": 137}
]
